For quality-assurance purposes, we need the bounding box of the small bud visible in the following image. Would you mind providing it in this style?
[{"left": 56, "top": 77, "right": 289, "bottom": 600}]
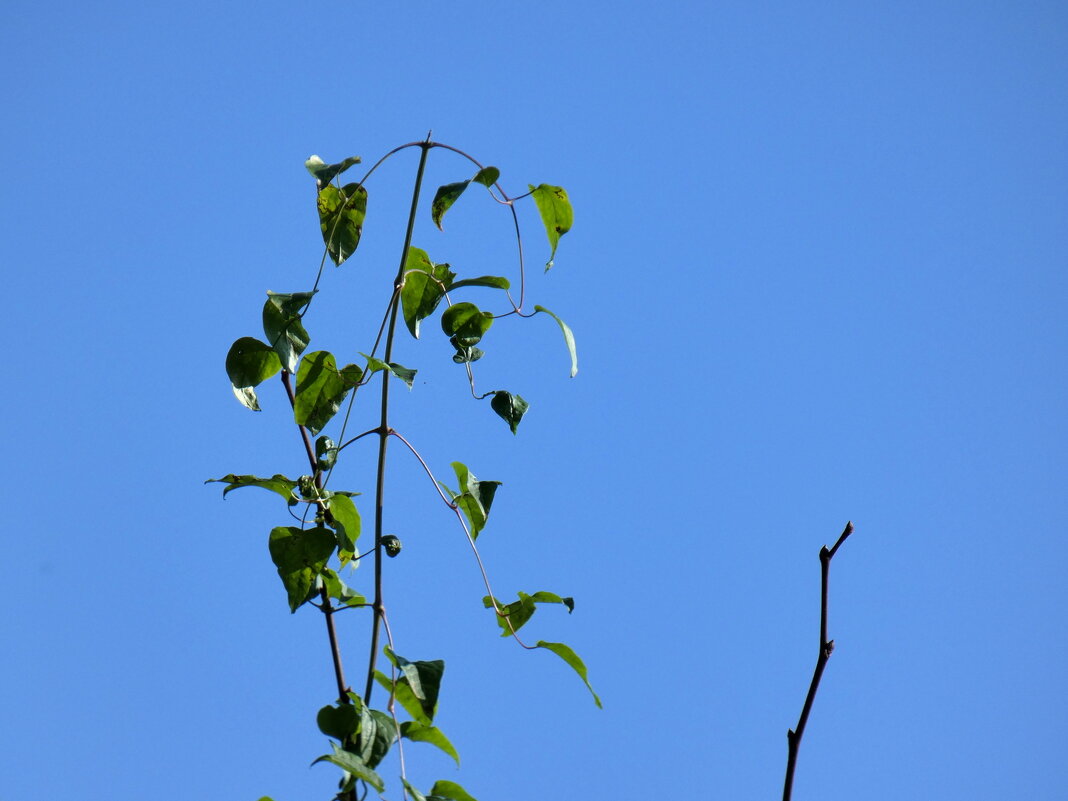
[{"left": 382, "top": 535, "right": 402, "bottom": 558}]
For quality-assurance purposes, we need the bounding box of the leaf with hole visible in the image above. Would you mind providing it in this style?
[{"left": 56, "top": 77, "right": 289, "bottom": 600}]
[
  {"left": 262, "top": 291, "right": 313, "bottom": 373},
  {"left": 305, "top": 154, "right": 361, "bottom": 187},
  {"left": 315, "top": 436, "right": 338, "bottom": 470},
  {"left": 529, "top": 184, "right": 573, "bottom": 269},
  {"left": 311, "top": 742, "right": 383, "bottom": 793},
  {"left": 401, "top": 247, "right": 456, "bottom": 338},
  {"left": 268, "top": 526, "right": 336, "bottom": 612},
  {"left": 536, "top": 640, "right": 602, "bottom": 708},
  {"left": 490, "top": 390, "right": 529, "bottom": 434},
  {"left": 533, "top": 305, "right": 578, "bottom": 378},
  {"left": 317, "top": 182, "right": 368, "bottom": 266},
  {"left": 205, "top": 474, "right": 299, "bottom": 505},
  {"left": 294, "top": 351, "right": 361, "bottom": 435}
]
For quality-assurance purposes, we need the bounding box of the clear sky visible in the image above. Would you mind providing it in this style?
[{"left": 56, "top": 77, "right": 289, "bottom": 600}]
[{"left": 2, "top": 2, "right": 1066, "bottom": 799}]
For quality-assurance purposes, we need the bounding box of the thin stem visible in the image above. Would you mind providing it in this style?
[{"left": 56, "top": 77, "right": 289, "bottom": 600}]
[
  {"left": 363, "top": 139, "right": 433, "bottom": 705},
  {"left": 280, "top": 370, "right": 350, "bottom": 703},
  {"left": 782, "top": 521, "right": 856, "bottom": 801}
]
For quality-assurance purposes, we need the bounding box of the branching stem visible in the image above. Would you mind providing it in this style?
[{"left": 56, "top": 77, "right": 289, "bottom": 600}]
[
  {"left": 363, "top": 139, "right": 432, "bottom": 705},
  {"left": 782, "top": 521, "right": 856, "bottom": 801}
]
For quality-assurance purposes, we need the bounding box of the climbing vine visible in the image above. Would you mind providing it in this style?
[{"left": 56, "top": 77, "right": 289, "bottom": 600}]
[{"left": 208, "top": 135, "right": 596, "bottom": 801}]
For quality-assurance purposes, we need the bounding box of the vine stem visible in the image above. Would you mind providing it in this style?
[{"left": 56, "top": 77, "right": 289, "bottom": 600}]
[
  {"left": 782, "top": 521, "right": 856, "bottom": 801},
  {"left": 364, "top": 138, "right": 433, "bottom": 705},
  {"left": 280, "top": 370, "right": 350, "bottom": 702}
]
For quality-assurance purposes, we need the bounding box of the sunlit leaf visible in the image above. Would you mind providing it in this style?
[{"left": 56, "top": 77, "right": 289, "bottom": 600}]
[
  {"left": 441, "top": 302, "right": 493, "bottom": 346},
  {"left": 400, "top": 721, "right": 460, "bottom": 766},
  {"left": 449, "top": 275, "right": 510, "bottom": 291},
  {"left": 429, "top": 780, "right": 480, "bottom": 801},
  {"left": 305, "top": 154, "right": 361, "bottom": 187},
  {"left": 482, "top": 591, "right": 573, "bottom": 637},
  {"left": 262, "top": 291, "right": 314, "bottom": 373},
  {"left": 358, "top": 708, "right": 396, "bottom": 769},
  {"left": 320, "top": 568, "right": 366, "bottom": 606},
  {"left": 529, "top": 184, "right": 573, "bottom": 269},
  {"left": 360, "top": 353, "right": 417, "bottom": 388},
  {"left": 472, "top": 166, "right": 499, "bottom": 187},
  {"left": 490, "top": 390, "right": 529, "bottom": 434},
  {"left": 536, "top": 640, "right": 602, "bottom": 708},
  {"left": 533, "top": 305, "right": 578, "bottom": 377},
  {"left": 326, "top": 493, "right": 361, "bottom": 557},
  {"left": 317, "top": 182, "right": 368, "bottom": 266},
  {"left": 294, "top": 350, "right": 361, "bottom": 434},
  {"left": 205, "top": 474, "right": 299, "bottom": 505},
  {"left": 268, "top": 526, "right": 336, "bottom": 612},
  {"left": 401, "top": 247, "right": 456, "bottom": 338},
  {"left": 311, "top": 742, "right": 384, "bottom": 792},
  {"left": 385, "top": 648, "right": 444, "bottom": 721},
  {"left": 448, "top": 462, "right": 501, "bottom": 539}
]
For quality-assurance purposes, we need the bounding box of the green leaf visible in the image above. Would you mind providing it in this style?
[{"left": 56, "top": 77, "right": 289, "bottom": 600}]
[
  {"left": 402, "top": 779, "right": 429, "bottom": 801},
  {"left": 482, "top": 591, "right": 573, "bottom": 637},
  {"left": 326, "top": 493, "right": 361, "bottom": 557},
  {"left": 315, "top": 436, "right": 338, "bottom": 470},
  {"left": 533, "top": 305, "right": 578, "bottom": 378},
  {"left": 529, "top": 184, "right": 573, "bottom": 269},
  {"left": 401, "top": 247, "right": 456, "bottom": 338},
  {"left": 472, "top": 166, "right": 499, "bottom": 187},
  {"left": 360, "top": 353, "right": 417, "bottom": 388},
  {"left": 429, "top": 780, "right": 480, "bottom": 801},
  {"left": 431, "top": 181, "right": 470, "bottom": 230},
  {"left": 205, "top": 474, "right": 299, "bottom": 505},
  {"left": 358, "top": 707, "right": 397, "bottom": 769},
  {"left": 448, "top": 462, "right": 501, "bottom": 539},
  {"left": 374, "top": 670, "right": 427, "bottom": 726},
  {"left": 317, "top": 701, "right": 361, "bottom": 741},
  {"left": 320, "top": 568, "right": 366, "bottom": 606},
  {"left": 490, "top": 391, "right": 529, "bottom": 434},
  {"left": 449, "top": 275, "right": 510, "bottom": 291},
  {"left": 376, "top": 653, "right": 444, "bottom": 725},
  {"left": 536, "top": 640, "right": 602, "bottom": 708},
  {"left": 262, "top": 291, "right": 313, "bottom": 373},
  {"left": 441, "top": 302, "right": 493, "bottom": 346},
  {"left": 225, "top": 337, "right": 282, "bottom": 410},
  {"left": 311, "top": 742, "right": 384, "bottom": 793},
  {"left": 317, "top": 182, "right": 368, "bottom": 266},
  {"left": 305, "top": 154, "right": 361, "bottom": 187},
  {"left": 267, "top": 526, "right": 336, "bottom": 612},
  {"left": 431, "top": 167, "right": 499, "bottom": 230},
  {"left": 294, "top": 351, "right": 361, "bottom": 435},
  {"left": 400, "top": 721, "right": 460, "bottom": 766}
]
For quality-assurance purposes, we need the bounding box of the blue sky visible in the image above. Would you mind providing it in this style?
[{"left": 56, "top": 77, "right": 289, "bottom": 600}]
[{"left": 2, "top": 2, "right": 1066, "bottom": 799}]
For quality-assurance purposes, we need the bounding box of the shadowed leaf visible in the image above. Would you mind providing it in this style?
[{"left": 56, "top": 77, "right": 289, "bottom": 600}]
[
  {"left": 490, "top": 390, "right": 529, "bottom": 434},
  {"left": 268, "top": 526, "right": 336, "bottom": 612},
  {"left": 317, "top": 183, "right": 367, "bottom": 265}
]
